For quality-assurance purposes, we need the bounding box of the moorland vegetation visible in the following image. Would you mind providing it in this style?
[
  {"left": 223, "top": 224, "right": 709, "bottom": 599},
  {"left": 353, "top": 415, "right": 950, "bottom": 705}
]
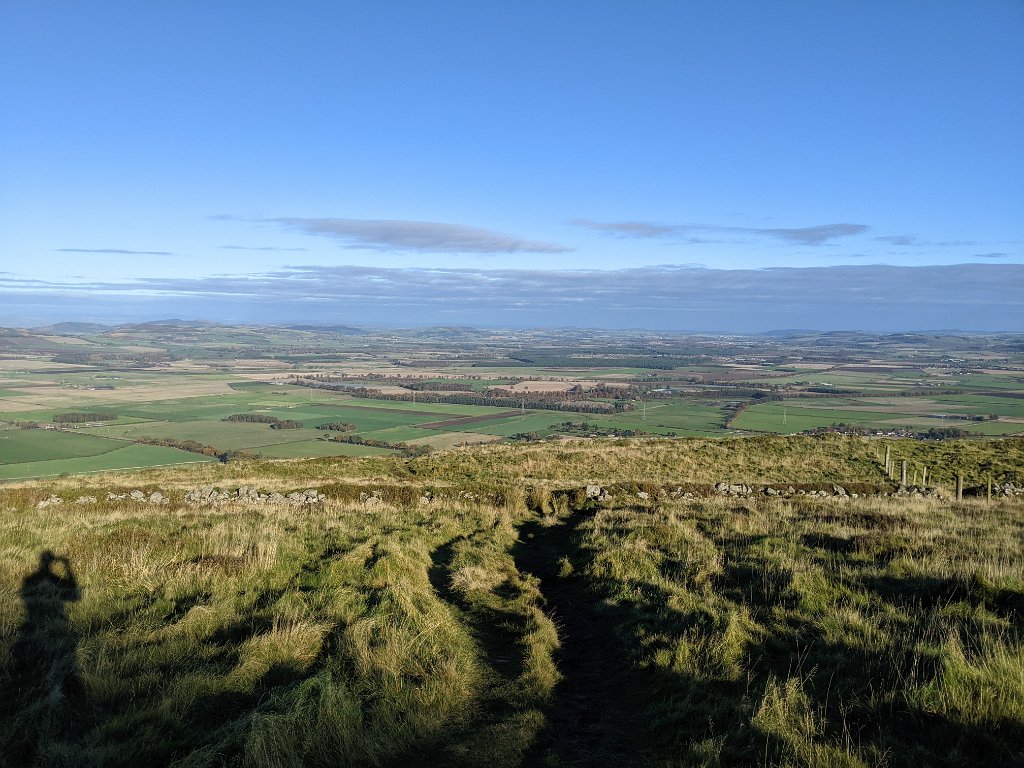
[{"left": 0, "top": 435, "right": 1021, "bottom": 767}]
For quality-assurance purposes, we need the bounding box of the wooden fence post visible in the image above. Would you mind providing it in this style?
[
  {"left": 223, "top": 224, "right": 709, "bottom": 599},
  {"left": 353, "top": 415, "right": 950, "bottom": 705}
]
[
  {"left": 901, "top": 460, "right": 907, "bottom": 486},
  {"left": 956, "top": 474, "right": 964, "bottom": 502}
]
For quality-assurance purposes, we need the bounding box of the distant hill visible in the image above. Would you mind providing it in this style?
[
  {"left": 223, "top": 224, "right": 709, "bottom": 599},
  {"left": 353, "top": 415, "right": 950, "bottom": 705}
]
[{"left": 30, "top": 322, "right": 110, "bottom": 335}]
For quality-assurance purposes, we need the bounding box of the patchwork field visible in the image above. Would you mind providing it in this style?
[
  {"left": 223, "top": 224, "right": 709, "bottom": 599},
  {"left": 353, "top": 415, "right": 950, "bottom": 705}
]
[
  {"left": 2, "top": 325, "right": 1022, "bottom": 479},
  {"left": 0, "top": 444, "right": 215, "bottom": 480},
  {"left": 0, "top": 381, "right": 566, "bottom": 477},
  {"left": 734, "top": 397, "right": 1024, "bottom": 436}
]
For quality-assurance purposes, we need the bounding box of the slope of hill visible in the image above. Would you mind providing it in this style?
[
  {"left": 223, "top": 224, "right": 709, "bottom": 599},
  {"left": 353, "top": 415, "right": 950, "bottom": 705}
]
[{"left": 0, "top": 436, "right": 1021, "bottom": 766}]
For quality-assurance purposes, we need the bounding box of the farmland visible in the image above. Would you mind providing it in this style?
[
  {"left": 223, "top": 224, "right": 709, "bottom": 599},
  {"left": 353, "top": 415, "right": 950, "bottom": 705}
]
[{"left": 1, "top": 323, "right": 1022, "bottom": 479}]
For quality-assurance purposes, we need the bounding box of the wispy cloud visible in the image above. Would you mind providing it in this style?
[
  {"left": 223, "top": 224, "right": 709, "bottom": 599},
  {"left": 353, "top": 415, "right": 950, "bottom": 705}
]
[
  {"left": 756, "top": 224, "right": 869, "bottom": 245},
  {"left": 875, "top": 235, "right": 918, "bottom": 246},
  {"left": 267, "top": 217, "right": 572, "bottom": 254},
  {"left": 974, "top": 252, "right": 1009, "bottom": 259},
  {"left": 219, "top": 245, "right": 309, "bottom": 252},
  {"left": 56, "top": 248, "right": 173, "bottom": 255},
  {"left": 875, "top": 235, "right": 981, "bottom": 248},
  {"left": 570, "top": 220, "right": 680, "bottom": 238},
  {"left": 574, "top": 220, "right": 869, "bottom": 246},
  {"left": 2, "top": 264, "right": 1019, "bottom": 331}
]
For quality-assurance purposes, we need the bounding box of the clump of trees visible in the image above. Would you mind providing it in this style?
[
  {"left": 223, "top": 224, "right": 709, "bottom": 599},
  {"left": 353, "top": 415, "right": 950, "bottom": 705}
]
[
  {"left": 509, "top": 431, "right": 544, "bottom": 442},
  {"left": 316, "top": 422, "right": 357, "bottom": 432},
  {"left": 225, "top": 413, "right": 303, "bottom": 429},
  {"left": 549, "top": 421, "right": 656, "bottom": 438},
  {"left": 131, "top": 436, "right": 253, "bottom": 463},
  {"left": 295, "top": 379, "right": 628, "bottom": 414},
  {"left": 325, "top": 433, "right": 432, "bottom": 457},
  {"left": 224, "top": 413, "right": 281, "bottom": 424},
  {"left": 920, "top": 427, "right": 971, "bottom": 440},
  {"left": 53, "top": 412, "right": 117, "bottom": 423},
  {"left": 403, "top": 381, "right": 474, "bottom": 392}
]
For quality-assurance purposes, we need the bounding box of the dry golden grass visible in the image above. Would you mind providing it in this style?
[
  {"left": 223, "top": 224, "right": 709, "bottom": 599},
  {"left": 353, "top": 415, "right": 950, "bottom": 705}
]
[{"left": 0, "top": 435, "right": 1021, "bottom": 766}]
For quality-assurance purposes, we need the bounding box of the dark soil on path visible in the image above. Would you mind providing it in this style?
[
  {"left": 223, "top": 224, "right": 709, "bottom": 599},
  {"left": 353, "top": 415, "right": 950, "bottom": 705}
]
[{"left": 512, "top": 511, "right": 645, "bottom": 767}]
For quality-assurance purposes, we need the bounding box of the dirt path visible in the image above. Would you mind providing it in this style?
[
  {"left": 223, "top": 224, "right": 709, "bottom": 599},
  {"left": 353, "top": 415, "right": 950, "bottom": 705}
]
[{"left": 511, "top": 511, "right": 634, "bottom": 767}]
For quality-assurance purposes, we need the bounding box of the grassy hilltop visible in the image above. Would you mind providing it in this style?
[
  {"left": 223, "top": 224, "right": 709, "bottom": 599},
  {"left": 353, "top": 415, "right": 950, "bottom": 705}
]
[{"left": 1, "top": 435, "right": 1022, "bottom": 767}]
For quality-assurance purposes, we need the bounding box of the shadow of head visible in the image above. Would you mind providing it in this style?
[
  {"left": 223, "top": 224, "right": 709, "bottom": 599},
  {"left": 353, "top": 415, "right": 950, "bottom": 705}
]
[{"left": 24, "top": 550, "right": 80, "bottom": 603}]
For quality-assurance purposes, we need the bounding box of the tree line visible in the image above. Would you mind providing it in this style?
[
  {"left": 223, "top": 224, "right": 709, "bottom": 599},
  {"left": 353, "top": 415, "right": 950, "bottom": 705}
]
[
  {"left": 224, "top": 413, "right": 302, "bottom": 429},
  {"left": 130, "top": 436, "right": 253, "bottom": 463},
  {"left": 297, "top": 381, "right": 629, "bottom": 414},
  {"left": 53, "top": 412, "right": 117, "bottom": 423},
  {"left": 324, "top": 433, "right": 432, "bottom": 457}
]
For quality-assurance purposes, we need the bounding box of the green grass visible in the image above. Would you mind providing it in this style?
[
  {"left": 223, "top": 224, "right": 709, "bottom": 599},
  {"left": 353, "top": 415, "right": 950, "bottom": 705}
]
[
  {"left": 0, "top": 481, "right": 552, "bottom": 766},
  {"left": 602, "top": 400, "right": 727, "bottom": 433},
  {"left": 955, "top": 373, "right": 1024, "bottom": 390},
  {"left": 0, "top": 454, "right": 1020, "bottom": 766},
  {"left": 0, "top": 444, "right": 216, "bottom": 479},
  {"left": 335, "top": 398, "right": 506, "bottom": 416},
  {"left": 433, "top": 403, "right": 728, "bottom": 439},
  {"left": 251, "top": 440, "right": 398, "bottom": 458},
  {"left": 733, "top": 403, "right": 905, "bottom": 432},
  {"left": 734, "top": 402, "right": 1024, "bottom": 436},
  {"left": 454, "top": 413, "right": 571, "bottom": 437},
  {"left": 928, "top": 394, "right": 1024, "bottom": 419},
  {"left": 359, "top": 426, "right": 446, "bottom": 442},
  {"left": 0, "top": 430, "right": 128, "bottom": 464},
  {"left": 84, "top": 420, "right": 314, "bottom": 450},
  {"left": 569, "top": 495, "right": 1024, "bottom": 765},
  {"left": 260, "top": 405, "right": 450, "bottom": 431}
]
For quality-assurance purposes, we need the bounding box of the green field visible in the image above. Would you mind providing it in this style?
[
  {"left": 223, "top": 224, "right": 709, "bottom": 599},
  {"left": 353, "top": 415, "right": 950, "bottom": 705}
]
[
  {"left": 86, "top": 420, "right": 316, "bottom": 450},
  {"left": 927, "top": 393, "right": 1024, "bottom": 418},
  {"left": 259, "top": 404, "right": 453, "bottom": 431},
  {"left": 0, "top": 430, "right": 129, "bottom": 464},
  {"left": 0, "top": 384, "right": 552, "bottom": 477},
  {"left": 360, "top": 425, "right": 447, "bottom": 442},
  {"left": 251, "top": 440, "right": 397, "bottom": 458},
  {"left": 0, "top": 444, "right": 216, "bottom": 479},
  {"left": 450, "top": 412, "right": 575, "bottom": 437},
  {"left": 603, "top": 401, "right": 728, "bottom": 433},
  {"left": 734, "top": 401, "right": 1024, "bottom": 435},
  {"left": 333, "top": 398, "right": 507, "bottom": 416},
  {"left": 2, "top": 323, "right": 1023, "bottom": 479}
]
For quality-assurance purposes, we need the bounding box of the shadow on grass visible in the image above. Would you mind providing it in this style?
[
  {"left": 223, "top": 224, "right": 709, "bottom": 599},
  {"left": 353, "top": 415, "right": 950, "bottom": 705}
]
[
  {"left": 0, "top": 551, "right": 87, "bottom": 766},
  {"left": 511, "top": 508, "right": 674, "bottom": 767}
]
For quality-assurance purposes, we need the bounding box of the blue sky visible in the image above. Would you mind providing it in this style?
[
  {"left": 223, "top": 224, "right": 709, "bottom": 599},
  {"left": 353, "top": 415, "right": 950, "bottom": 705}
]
[{"left": 1, "top": 2, "right": 1022, "bottom": 330}]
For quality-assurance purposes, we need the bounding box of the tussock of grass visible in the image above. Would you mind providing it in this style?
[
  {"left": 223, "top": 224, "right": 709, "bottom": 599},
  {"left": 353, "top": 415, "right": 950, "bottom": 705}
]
[
  {"left": 570, "top": 495, "right": 1024, "bottom": 766},
  {"left": 0, "top": 436, "right": 1021, "bottom": 766}
]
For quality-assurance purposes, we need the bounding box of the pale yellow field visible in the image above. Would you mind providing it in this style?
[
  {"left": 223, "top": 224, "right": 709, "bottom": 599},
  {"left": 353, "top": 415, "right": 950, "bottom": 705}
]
[
  {"left": 0, "top": 379, "right": 239, "bottom": 412},
  {"left": 35, "top": 335, "right": 99, "bottom": 345}
]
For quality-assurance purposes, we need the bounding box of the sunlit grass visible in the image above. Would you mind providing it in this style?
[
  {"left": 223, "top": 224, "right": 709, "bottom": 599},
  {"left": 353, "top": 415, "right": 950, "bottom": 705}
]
[{"left": 0, "top": 437, "right": 1020, "bottom": 765}]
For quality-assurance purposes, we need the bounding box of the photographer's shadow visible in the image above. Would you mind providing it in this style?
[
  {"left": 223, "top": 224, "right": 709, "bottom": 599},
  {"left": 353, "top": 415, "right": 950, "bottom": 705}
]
[{"left": 2, "top": 550, "right": 88, "bottom": 764}]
